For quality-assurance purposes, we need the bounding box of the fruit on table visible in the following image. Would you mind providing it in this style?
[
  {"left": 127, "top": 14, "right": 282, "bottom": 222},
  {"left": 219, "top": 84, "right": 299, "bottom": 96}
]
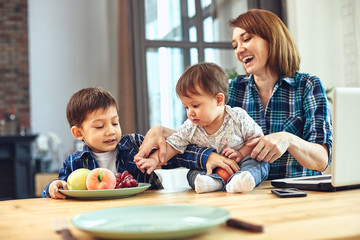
[
  {"left": 86, "top": 168, "right": 116, "bottom": 190},
  {"left": 67, "top": 168, "right": 91, "bottom": 190},
  {"left": 215, "top": 167, "right": 233, "bottom": 182},
  {"left": 115, "top": 170, "right": 138, "bottom": 188}
]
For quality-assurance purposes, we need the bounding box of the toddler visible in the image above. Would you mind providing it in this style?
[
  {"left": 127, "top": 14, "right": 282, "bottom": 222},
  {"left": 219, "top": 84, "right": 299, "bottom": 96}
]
[{"left": 135, "top": 63, "right": 269, "bottom": 193}]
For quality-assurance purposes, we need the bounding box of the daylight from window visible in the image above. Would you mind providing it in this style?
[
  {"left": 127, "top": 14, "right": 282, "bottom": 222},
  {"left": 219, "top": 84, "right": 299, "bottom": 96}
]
[{"left": 144, "top": 0, "right": 247, "bottom": 130}]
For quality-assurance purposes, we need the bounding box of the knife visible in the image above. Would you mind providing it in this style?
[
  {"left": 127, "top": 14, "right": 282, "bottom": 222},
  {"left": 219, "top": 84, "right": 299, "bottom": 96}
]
[
  {"left": 54, "top": 217, "right": 76, "bottom": 240},
  {"left": 226, "top": 218, "right": 264, "bottom": 233}
]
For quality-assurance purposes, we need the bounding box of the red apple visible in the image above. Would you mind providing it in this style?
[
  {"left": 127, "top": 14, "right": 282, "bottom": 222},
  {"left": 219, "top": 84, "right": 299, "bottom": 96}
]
[
  {"left": 86, "top": 168, "right": 116, "bottom": 190},
  {"left": 215, "top": 168, "right": 233, "bottom": 182}
]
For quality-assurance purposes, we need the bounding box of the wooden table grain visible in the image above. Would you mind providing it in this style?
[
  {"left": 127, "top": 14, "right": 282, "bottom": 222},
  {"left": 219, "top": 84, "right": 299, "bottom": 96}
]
[{"left": 1, "top": 181, "right": 360, "bottom": 240}]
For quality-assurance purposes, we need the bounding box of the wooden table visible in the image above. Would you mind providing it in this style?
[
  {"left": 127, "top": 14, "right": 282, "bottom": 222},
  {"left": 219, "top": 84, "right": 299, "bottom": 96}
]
[{"left": 1, "top": 181, "right": 360, "bottom": 240}]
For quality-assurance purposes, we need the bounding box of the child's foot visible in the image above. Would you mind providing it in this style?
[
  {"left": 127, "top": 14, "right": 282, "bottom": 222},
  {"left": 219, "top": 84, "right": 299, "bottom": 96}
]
[
  {"left": 194, "top": 174, "right": 223, "bottom": 193},
  {"left": 226, "top": 171, "right": 255, "bottom": 193}
]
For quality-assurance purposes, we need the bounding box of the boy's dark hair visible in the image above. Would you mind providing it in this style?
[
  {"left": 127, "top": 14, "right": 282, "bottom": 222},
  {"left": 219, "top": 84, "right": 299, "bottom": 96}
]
[
  {"left": 66, "top": 87, "right": 118, "bottom": 127},
  {"left": 176, "top": 62, "right": 229, "bottom": 103}
]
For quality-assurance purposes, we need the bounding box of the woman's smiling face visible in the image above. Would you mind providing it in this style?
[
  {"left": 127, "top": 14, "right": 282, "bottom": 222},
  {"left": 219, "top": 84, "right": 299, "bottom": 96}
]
[{"left": 232, "top": 27, "right": 270, "bottom": 76}]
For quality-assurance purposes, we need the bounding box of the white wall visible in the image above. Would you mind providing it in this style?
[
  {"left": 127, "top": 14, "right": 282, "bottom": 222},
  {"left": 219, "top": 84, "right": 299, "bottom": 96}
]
[
  {"left": 286, "top": 0, "right": 360, "bottom": 90},
  {"left": 286, "top": 0, "right": 360, "bottom": 174},
  {"left": 28, "top": 0, "right": 118, "bottom": 168}
]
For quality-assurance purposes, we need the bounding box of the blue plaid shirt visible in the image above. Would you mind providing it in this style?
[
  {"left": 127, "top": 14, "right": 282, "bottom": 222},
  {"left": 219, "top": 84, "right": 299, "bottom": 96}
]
[
  {"left": 228, "top": 73, "right": 332, "bottom": 179},
  {"left": 42, "top": 133, "right": 214, "bottom": 197}
]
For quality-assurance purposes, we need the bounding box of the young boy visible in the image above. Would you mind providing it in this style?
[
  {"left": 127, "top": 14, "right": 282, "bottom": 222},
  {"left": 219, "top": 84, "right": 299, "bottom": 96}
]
[
  {"left": 42, "top": 87, "right": 213, "bottom": 199},
  {"left": 135, "top": 63, "right": 269, "bottom": 193}
]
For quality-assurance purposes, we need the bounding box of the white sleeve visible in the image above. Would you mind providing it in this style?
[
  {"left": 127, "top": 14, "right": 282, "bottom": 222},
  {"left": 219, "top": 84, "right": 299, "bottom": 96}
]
[
  {"left": 233, "top": 107, "right": 263, "bottom": 140},
  {"left": 166, "top": 119, "right": 196, "bottom": 153}
]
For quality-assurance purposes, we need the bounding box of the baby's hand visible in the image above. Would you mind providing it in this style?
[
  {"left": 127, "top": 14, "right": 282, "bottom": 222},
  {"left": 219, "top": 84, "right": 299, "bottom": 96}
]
[
  {"left": 134, "top": 156, "right": 160, "bottom": 174},
  {"left": 223, "top": 148, "right": 243, "bottom": 163},
  {"left": 49, "top": 180, "right": 68, "bottom": 199}
]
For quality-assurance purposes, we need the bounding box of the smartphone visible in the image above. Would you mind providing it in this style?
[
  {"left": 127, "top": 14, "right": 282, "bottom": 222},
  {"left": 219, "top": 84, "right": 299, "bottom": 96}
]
[{"left": 271, "top": 188, "right": 307, "bottom": 198}]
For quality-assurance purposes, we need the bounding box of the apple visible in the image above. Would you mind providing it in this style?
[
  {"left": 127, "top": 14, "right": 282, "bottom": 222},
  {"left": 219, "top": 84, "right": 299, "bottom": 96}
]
[
  {"left": 67, "top": 168, "right": 91, "bottom": 190},
  {"left": 86, "top": 168, "right": 116, "bottom": 190},
  {"left": 215, "top": 167, "right": 233, "bottom": 182}
]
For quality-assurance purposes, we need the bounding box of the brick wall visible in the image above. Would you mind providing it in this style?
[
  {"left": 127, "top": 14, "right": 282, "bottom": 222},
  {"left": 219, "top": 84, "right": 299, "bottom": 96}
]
[{"left": 0, "top": 0, "right": 30, "bottom": 135}]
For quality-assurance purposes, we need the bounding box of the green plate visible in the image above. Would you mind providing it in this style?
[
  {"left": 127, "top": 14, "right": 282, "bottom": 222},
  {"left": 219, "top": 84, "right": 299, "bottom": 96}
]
[
  {"left": 59, "top": 183, "right": 151, "bottom": 200},
  {"left": 71, "top": 204, "right": 230, "bottom": 239}
]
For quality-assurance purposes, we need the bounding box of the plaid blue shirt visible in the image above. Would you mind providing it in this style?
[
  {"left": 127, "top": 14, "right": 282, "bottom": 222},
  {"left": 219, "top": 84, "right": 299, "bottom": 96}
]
[
  {"left": 42, "top": 133, "right": 214, "bottom": 197},
  {"left": 228, "top": 73, "right": 332, "bottom": 179}
]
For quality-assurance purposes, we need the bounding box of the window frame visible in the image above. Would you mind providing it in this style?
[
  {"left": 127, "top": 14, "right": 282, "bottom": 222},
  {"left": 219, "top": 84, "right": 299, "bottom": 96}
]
[{"left": 128, "top": 0, "right": 284, "bottom": 134}]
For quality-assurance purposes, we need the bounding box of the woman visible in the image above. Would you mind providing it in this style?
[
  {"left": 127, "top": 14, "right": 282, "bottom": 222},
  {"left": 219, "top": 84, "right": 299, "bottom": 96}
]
[{"left": 135, "top": 9, "right": 332, "bottom": 181}]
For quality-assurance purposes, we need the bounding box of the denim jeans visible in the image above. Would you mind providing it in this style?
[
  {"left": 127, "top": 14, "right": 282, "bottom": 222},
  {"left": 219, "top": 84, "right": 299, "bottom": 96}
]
[{"left": 187, "top": 156, "right": 269, "bottom": 191}]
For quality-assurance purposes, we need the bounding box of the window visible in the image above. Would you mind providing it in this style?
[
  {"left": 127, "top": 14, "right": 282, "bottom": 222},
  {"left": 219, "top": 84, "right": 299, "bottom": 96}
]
[{"left": 129, "top": 0, "right": 283, "bottom": 133}]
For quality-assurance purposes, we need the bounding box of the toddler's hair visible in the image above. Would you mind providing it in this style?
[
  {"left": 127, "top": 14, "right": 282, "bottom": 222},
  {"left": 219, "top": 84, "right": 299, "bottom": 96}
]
[
  {"left": 66, "top": 87, "right": 118, "bottom": 127},
  {"left": 176, "top": 62, "right": 229, "bottom": 103}
]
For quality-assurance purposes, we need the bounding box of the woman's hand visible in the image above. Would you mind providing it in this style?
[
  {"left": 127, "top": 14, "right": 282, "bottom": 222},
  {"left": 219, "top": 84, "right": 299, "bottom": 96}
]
[
  {"left": 235, "top": 135, "right": 263, "bottom": 162},
  {"left": 135, "top": 126, "right": 175, "bottom": 164},
  {"left": 250, "top": 132, "right": 289, "bottom": 163},
  {"left": 249, "top": 132, "right": 328, "bottom": 171},
  {"left": 206, "top": 152, "right": 240, "bottom": 175}
]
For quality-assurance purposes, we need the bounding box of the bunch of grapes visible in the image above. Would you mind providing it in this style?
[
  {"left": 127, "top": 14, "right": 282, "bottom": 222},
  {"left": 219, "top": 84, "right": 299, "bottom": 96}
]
[{"left": 115, "top": 170, "right": 138, "bottom": 188}]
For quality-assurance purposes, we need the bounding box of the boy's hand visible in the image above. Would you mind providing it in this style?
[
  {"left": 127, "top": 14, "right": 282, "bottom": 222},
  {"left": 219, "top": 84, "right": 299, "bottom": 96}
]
[
  {"left": 206, "top": 152, "right": 240, "bottom": 175},
  {"left": 49, "top": 180, "right": 68, "bottom": 199}
]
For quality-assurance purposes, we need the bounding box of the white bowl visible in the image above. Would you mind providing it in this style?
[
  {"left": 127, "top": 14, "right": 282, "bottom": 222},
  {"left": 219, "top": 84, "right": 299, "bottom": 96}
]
[{"left": 154, "top": 168, "right": 191, "bottom": 193}]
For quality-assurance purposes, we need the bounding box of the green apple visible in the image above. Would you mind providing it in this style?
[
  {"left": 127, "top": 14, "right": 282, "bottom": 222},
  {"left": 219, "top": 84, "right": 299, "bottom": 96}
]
[{"left": 67, "top": 168, "right": 91, "bottom": 190}]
